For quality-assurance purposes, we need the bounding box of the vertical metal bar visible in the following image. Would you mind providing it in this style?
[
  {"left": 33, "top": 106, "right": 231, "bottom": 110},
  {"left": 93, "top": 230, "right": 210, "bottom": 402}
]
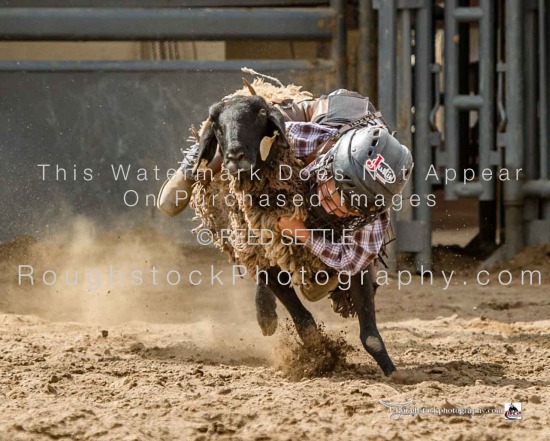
[
  {"left": 497, "top": 0, "right": 507, "bottom": 245},
  {"left": 479, "top": 0, "right": 495, "bottom": 201},
  {"left": 477, "top": 0, "right": 497, "bottom": 248},
  {"left": 377, "top": 0, "right": 397, "bottom": 271},
  {"left": 539, "top": 0, "right": 548, "bottom": 180},
  {"left": 332, "top": 0, "right": 347, "bottom": 88},
  {"left": 444, "top": 0, "right": 459, "bottom": 200},
  {"left": 414, "top": 1, "right": 433, "bottom": 271},
  {"left": 398, "top": 9, "right": 413, "bottom": 218},
  {"left": 358, "top": 0, "right": 378, "bottom": 99},
  {"left": 523, "top": 4, "right": 539, "bottom": 226},
  {"left": 542, "top": 0, "right": 550, "bottom": 220},
  {"left": 378, "top": 0, "right": 397, "bottom": 128},
  {"left": 504, "top": 0, "right": 525, "bottom": 258},
  {"left": 391, "top": 9, "right": 413, "bottom": 271},
  {"left": 457, "top": 5, "right": 471, "bottom": 181}
]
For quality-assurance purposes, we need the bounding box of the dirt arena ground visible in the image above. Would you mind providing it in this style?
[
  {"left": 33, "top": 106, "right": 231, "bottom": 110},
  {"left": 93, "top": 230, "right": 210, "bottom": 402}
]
[{"left": 0, "top": 221, "right": 548, "bottom": 441}]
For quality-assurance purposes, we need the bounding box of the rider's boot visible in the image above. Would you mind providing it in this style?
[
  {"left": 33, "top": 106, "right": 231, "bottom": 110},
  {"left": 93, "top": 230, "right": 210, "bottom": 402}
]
[{"left": 157, "top": 144, "right": 222, "bottom": 217}]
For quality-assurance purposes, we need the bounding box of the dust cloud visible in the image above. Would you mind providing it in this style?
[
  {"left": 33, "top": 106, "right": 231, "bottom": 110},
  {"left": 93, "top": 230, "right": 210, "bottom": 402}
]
[{"left": 1, "top": 220, "right": 549, "bottom": 440}]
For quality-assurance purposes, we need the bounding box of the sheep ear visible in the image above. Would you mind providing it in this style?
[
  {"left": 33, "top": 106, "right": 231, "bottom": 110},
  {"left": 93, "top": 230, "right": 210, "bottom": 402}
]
[
  {"left": 193, "top": 120, "right": 218, "bottom": 173},
  {"left": 193, "top": 101, "right": 224, "bottom": 173},
  {"left": 259, "top": 133, "right": 277, "bottom": 161},
  {"left": 267, "top": 107, "right": 290, "bottom": 149}
]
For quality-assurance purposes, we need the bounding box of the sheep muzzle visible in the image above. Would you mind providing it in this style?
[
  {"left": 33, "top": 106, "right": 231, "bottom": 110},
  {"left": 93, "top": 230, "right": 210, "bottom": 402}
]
[{"left": 224, "top": 143, "right": 254, "bottom": 174}]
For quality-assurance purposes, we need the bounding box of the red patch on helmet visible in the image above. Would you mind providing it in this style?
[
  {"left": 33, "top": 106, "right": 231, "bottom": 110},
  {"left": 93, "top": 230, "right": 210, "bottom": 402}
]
[{"left": 365, "top": 154, "right": 396, "bottom": 184}]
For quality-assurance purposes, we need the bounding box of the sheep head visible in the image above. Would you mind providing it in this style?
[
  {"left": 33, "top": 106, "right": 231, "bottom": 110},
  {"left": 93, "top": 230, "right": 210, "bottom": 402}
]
[{"left": 195, "top": 95, "right": 289, "bottom": 175}]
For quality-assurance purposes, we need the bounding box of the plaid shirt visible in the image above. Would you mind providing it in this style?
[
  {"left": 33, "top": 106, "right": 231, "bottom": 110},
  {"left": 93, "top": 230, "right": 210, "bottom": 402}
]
[
  {"left": 286, "top": 121, "right": 390, "bottom": 275},
  {"left": 286, "top": 122, "right": 339, "bottom": 158}
]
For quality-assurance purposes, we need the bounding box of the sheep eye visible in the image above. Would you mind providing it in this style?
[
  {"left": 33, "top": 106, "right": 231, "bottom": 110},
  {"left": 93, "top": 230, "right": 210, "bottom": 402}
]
[{"left": 258, "top": 109, "right": 267, "bottom": 117}]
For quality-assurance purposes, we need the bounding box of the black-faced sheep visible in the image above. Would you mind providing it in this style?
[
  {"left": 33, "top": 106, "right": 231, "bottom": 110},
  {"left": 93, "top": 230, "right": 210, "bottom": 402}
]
[{"left": 190, "top": 81, "right": 396, "bottom": 376}]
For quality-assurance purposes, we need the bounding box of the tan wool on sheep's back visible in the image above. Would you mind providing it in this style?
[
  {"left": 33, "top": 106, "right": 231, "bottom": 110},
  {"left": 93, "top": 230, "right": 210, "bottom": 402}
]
[
  {"left": 190, "top": 79, "right": 331, "bottom": 296},
  {"left": 227, "top": 78, "right": 314, "bottom": 104}
]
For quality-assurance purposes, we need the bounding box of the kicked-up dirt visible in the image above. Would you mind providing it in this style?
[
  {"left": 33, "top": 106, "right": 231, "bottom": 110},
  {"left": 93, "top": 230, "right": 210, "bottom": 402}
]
[{"left": 0, "top": 222, "right": 548, "bottom": 441}]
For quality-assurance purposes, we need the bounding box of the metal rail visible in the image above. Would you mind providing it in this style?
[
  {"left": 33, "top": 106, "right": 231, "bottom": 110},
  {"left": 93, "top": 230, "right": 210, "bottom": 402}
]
[
  {"left": 0, "top": 59, "right": 334, "bottom": 72},
  {"left": 413, "top": 0, "right": 433, "bottom": 271},
  {"left": 377, "top": 0, "right": 397, "bottom": 130},
  {"left": 331, "top": 0, "right": 346, "bottom": 88},
  {"left": 358, "top": 0, "right": 377, "bottom": 99},
  {"left": 0, "top": 0, "right": 329, "bottom": 6},
  {"left": 0, "top": 7, "right": 335, "bottom": 40},
  {"left": 503, "top": 0, "right": 524, "bottom": 258}
]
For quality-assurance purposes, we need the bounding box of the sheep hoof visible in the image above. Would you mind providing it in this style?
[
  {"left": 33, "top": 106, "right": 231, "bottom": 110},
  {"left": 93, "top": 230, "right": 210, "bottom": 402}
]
[
  {"left": 258, "top": 314, "right": 278, "bottom": 336},
  {"left": 256, "top": 284, "right": 278, "bottom": 336}
]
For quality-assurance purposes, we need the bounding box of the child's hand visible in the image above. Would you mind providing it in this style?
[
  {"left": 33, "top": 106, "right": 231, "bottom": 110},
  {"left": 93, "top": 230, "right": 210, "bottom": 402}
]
[{"left": 277, "top": 217, "right": 310, "bottom": 242}]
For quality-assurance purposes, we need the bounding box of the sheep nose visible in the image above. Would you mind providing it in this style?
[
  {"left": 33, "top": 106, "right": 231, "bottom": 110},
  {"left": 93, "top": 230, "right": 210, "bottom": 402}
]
[{"left": 226, "top": 150, "right": 245, "bottom": 161}]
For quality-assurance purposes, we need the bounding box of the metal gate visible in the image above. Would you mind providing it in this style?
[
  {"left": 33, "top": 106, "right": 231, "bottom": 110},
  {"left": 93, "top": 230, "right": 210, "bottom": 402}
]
[{"left": 374, "top": 0, "right": 550, "bottom": 270}]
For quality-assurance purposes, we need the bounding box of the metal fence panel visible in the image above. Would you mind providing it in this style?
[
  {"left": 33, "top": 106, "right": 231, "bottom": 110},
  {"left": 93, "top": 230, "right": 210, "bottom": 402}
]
[{"left": 0, "top": 68, "right": 334, "bottom": 243}]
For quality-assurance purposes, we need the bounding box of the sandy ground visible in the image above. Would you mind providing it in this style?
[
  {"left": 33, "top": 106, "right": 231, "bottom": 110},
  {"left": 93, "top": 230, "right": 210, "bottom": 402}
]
[{"left": 0, "top": 223, "right": 549, "bottom": 441}]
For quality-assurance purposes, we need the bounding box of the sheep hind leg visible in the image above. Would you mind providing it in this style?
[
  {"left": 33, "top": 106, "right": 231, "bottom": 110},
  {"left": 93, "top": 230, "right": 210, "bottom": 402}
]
[
  {"left": 348, "top": 269, "right": 396, "bottom": 376},
  {"left": 266, "top": 268, "right": 320, "bottom": 346},
  {"left": 255, "top": 282, "right": 278, "bottom": 336}
]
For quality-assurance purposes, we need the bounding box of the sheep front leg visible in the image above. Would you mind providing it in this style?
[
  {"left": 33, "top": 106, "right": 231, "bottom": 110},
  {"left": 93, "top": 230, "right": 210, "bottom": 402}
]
[
  {"left": 256, "top": 283, "right": 278, "bottom": 336},
  {"left": 265, "top": 268, "right": 320, "bottom": 346},
  {"left": 348, "top": 265, "right": 396, "bottom": 376}
]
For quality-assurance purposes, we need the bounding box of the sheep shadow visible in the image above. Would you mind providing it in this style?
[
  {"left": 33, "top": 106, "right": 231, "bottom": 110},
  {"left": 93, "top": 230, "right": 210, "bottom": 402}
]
[
  {"left": 135, "top": 341, "right": 271, "bottom": 368},
  {"left": 335, "top": 359, "right": 550, "bottom": 389}
]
